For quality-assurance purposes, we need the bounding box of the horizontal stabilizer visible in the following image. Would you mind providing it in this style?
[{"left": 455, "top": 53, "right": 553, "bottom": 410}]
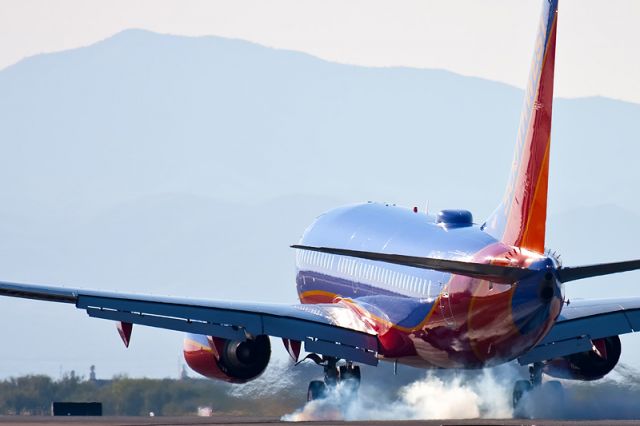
[
  {"left": 557, "top": 259, "right": 640, "bottom": 283},
  {"left": 291, "top": 245, "right": 534, "bottom": 283}
]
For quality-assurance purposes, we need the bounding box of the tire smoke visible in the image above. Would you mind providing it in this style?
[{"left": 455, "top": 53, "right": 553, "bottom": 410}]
[
  {"left": 282, "top": 365, "right": 515, "bottom": 421},
  {"left": 282, "top": 363, "right": 640, "bottom": 421},
  {"left": 229, "top": 359, "right": 301, "bottom": 398}
]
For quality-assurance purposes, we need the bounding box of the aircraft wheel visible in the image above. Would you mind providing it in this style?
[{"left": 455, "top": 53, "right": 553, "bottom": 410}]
[
  {"left": 541, "top": 380, "right": 564, "bottom": 398},
  {"left": 307, "top": 380, "right": 327, "bottom": 401},
  {"left": 512, "top": 379, "right": 532, "bottom": 410},
  {"left": 541, "top": 380, "right": 565, "bottom": 414},
  {"left": 324, "top": 366, "right": 340, "bottom": 387},
  {"left": 339, "top": 365, "right": 361, "bottom": 391}
]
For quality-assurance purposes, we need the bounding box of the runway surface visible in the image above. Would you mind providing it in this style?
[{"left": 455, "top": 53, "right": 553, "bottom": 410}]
[{"left": 1, "top": 417, "right": 639, "bottom": 426}]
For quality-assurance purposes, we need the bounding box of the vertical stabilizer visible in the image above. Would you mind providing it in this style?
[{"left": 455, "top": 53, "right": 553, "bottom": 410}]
[{"left": 485, "top": 0, "right": 559, "bottom": 254}]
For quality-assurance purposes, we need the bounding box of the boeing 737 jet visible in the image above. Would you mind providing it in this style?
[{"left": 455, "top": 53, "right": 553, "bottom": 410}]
[{"left": 1, "top": 0, "right": 639, "bottom": 409}]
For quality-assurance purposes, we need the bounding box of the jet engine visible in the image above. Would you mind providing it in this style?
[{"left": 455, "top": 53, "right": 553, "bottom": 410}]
[
  {"left": 183, "top": 334, "right": 271, "bottom": 383},
  {"left": 543, "top": 335, "right": 621, "bottom": 381}
]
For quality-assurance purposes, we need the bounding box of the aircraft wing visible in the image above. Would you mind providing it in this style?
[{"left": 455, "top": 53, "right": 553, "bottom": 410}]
[
  {"left": 518, "top": 298, "right": 640, "bottom": 364},
  {"left": 0, "top": 280, "right": 379, "bottom": 365}
]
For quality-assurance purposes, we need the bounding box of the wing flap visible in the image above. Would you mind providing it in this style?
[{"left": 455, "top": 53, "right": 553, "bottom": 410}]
[
  {"left": 87, "top": 308, "right": 249, "bottom": 341},
  {"left": 0, "top": 281, "right": 379, "bottom": 365},
  {"left": 305, "top": 339, "right": 376, "bottom": 365}
]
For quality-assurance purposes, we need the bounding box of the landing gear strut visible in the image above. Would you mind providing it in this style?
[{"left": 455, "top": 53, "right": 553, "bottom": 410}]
[
  {"left": 304, "top": 356, "right": 361, "bottom": 401},
  {"left": 512, "top": 362, "right": 565, "bottom": 415},
  {"left": 512, "top": 362, "right": 542, "bottom": 409}
]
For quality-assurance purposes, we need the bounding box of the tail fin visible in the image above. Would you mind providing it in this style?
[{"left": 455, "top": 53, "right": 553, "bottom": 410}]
[{"left": 485, "top": 0, "right": 559, "bottom": 254}]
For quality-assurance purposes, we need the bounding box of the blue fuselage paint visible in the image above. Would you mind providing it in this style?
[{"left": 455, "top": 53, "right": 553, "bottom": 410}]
[{"left": 295, "top": 202, "right": 564, "bottom": 368}]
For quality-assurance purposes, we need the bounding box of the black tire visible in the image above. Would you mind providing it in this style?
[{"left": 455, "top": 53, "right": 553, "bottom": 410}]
[
  {"left": 339, "top": 365, "right": 361, "bottom": 392},
  {"left": 339, "top": 365, "right": 361, "bottom": 382},
  {"left": 307, "top": 380, "right": 327, "bottom": 401},
  {"left": 513, "top": 379, "right": 532, "bottom": 409},
  {"left": 542, "top": 380, "right": 564, "bottom": 397},
  {"left": 324, "top": 367, "right": 340, "bottom": 387}
]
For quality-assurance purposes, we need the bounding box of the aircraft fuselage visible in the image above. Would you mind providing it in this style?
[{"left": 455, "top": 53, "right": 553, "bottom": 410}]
[{"left": 296, "top": 202, "right": 564, "bottom": 368}]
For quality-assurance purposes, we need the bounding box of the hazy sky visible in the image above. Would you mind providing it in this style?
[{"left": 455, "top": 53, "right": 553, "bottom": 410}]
[
  {"left": 0, "top": 0, "right": 639, "bottom": 383},
  {"left": 1, "top": 0, "right": 639, "bottom": 103}
]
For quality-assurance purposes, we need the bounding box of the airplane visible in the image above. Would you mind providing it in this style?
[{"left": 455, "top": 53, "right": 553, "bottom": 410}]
[{"left": 1, "top": 0, "right": 639, "bottom": 411}]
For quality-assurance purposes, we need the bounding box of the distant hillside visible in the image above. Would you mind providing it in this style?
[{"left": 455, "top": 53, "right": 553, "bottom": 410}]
[
  {"left": 0, "top": 29, "right": 638, "bottom": 379},
  {"left": 2, "top": 30, "right": 638, "bottom": 212}
]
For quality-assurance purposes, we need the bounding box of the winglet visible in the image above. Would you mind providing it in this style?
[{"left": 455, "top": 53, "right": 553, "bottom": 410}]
[{"left": 116, "top": 321, "right": 133, "bottom": 348}]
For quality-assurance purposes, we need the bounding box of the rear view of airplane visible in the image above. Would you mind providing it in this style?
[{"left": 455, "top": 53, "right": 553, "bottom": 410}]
[{"left": 1, "top": 0, "right": 639, "bottom": 410}]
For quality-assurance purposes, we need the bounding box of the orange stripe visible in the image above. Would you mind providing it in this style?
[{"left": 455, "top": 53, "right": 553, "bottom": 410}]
[
  {"left": 519, "top": 137, "right": 551, "bottom": 253},
  {"left": 503, "top": 13, "right": 557, "bottom": 249}
]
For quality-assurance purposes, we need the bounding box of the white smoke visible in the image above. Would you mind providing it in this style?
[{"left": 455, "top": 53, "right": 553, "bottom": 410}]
[
  {"left": 282, "top": 363, "right": 640, "bottom": 422},
  {"left": 229, "top": 359, "right": 300, "bottom": 398},
  {"left": 282, "top": 366, "right": 515, "bottom": 421},
  {"left": 517, "top": 366, "right": 640, "bottom": 420}
]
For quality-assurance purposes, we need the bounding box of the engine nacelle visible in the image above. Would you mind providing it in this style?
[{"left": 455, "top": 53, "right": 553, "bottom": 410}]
[
  {"left": 183, "top": 334, "right": 271, "bottom": 383},
  {"left": 543, "top": 335, "right": 621, "bottom": 381}
]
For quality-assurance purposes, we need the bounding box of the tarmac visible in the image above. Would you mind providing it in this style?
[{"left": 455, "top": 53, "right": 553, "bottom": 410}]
[{"left": 1, "top": 417, "right": 639, "bottom": 426}]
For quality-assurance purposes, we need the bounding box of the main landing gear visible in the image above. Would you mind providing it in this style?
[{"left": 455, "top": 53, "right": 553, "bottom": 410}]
[
  {"left": 304, "top": 355, "right": 361, "bottom": 401},
  {"left": 513, "top": 362, "right": 565, "bottom": 416}
]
